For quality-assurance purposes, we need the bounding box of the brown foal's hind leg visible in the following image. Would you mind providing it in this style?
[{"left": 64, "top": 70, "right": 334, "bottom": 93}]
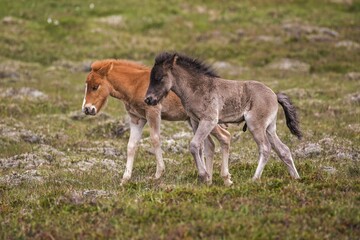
[
  {"left": 267, "top": 122, "right": 300, "bottom": 179},
  {"left": 203, "top": 136, "right": 215, "bottom": 185},
  {"left": 211, "top": 125, "right": 233, "bottom": 186}
]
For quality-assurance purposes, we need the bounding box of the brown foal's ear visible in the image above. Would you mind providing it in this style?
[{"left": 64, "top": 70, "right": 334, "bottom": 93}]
[{"left": 91, "top": 61, "right": 113, "bottom": 77}]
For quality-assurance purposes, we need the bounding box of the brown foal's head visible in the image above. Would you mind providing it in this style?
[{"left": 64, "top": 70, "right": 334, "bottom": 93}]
[{"left": 82, "top": 61, "right": 113, "bottom": 115}]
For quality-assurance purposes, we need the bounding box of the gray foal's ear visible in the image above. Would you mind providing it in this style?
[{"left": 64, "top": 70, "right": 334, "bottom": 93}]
[{"left": 172, "top": 54, "right": 178, "bottom": 66}]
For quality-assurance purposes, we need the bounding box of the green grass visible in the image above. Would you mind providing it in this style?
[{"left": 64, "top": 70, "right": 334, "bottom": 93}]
[{"left": 0, "top": 0, "right": 359, "bottom": 239}]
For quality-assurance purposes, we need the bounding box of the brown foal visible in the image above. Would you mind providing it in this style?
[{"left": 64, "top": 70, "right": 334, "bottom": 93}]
[{"left": 82, "top": 59, "right": 231, "bottom": 185}]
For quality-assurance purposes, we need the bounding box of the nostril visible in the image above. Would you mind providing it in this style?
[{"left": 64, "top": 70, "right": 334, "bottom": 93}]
[
  {"left": 84, "top": 107, "right": 89, "bottom": 114},
  {"left": 145, "top": 96, "right": 152, "bottom": 105}
]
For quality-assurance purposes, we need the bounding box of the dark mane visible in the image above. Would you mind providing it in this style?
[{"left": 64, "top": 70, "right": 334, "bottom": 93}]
[{"left": 155, "top": 52, "right": 219, "bottom": 78}]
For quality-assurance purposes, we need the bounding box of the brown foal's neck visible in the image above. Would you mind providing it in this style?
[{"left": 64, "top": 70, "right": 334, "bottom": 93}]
[{"left": 107, "top": 61, "right": 150, "bottom": 102}]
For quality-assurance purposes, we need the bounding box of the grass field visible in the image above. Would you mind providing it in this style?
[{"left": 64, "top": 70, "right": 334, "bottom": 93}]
[{"left": 0, "top": 0, "right": 359, "bottom": 239}]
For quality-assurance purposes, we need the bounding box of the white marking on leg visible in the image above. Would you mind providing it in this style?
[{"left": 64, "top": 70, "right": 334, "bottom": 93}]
[
  {"left": 121, "top": 119, "right": 146, "bottom": 185},
  {"left": 82, "top": 83, "right": 88, "bottom": 112}
]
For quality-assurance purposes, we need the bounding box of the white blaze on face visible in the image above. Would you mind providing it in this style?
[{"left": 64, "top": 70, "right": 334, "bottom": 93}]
[{"left": 82, "top": 83, "right": 88, "bottom": 112}]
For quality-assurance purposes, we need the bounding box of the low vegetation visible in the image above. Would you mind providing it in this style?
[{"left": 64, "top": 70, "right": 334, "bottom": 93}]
[{"left": 0, "top": 0, "right": 359, "bottom": 239}]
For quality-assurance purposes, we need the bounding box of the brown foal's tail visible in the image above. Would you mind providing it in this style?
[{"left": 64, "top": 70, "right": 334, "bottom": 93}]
[{"left": 277, "top": 93, "right": 302, "bottom": 140}]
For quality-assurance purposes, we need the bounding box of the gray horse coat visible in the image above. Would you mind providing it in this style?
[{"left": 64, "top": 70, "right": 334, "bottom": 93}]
[{"left": 145, "top": 52, "right": 301, "bottom": 185}]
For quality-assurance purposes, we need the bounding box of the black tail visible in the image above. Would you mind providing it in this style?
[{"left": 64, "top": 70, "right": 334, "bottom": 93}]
[{"left": 277, "top": 93, "right": 302, "bottom": 140}]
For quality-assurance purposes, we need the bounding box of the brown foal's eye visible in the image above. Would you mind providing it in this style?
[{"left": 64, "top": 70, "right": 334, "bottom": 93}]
[{"left": 92, "top": 85, "right": 99, "bottom": 91}]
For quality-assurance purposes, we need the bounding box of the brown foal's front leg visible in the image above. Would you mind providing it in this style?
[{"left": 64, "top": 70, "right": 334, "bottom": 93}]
[{"left": 211, "top": 125, "right": 233, "bottom": 186}]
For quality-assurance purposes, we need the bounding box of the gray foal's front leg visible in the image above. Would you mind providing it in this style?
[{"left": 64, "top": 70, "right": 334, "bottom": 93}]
[
  {"left": 189, "top": 119, "right": 218, "bottom": 184},
  {"left": 121, "top": 118, "right": 146, "bottom": 185},
  {"left": 146, "top": 111, "right": 165, "bottom": 179},
  {"left": 189, "top": 119, "right": 208, "bottom": 174}
]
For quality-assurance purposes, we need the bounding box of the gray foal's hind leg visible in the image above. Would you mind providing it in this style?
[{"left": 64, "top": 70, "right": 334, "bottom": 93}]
[
  {"left": 248, "top": 127, "right": 272, "bottom": 180},
  {"left": 267, "top": 122, "right": 300, "bottom": 179}
]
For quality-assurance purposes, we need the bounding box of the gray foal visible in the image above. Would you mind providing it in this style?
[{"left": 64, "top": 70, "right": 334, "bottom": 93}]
[{"left": 145, "top": 52, "right": 301, "bottom": 185}]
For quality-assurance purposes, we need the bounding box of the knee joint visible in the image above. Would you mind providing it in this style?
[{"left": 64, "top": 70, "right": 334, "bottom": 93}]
[
  {"left": 190, "top": 141, "right": 200, "bottom": 155},
  {"left": 151, "top": 134, "right": 161, "bottom": 147},
  {"left": 260, "top": 146, "right": 271, "bottom": 156}
]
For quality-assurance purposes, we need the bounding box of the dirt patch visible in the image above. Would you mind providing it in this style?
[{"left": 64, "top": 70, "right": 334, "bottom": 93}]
[
  {"left": 213, "top": 61, "right": 248, "bottom": 76},
  {"left": 346, "top": 72, "right": 360, "bottom": 81},
  {"left": 0, "top": 170, "right": 43, "bottom": 186},
  {"left": 282, "top": 22, "right": 339, "bottom": 41},
  {"left": 345, "top": 92, "right": 360, "bottom": 105},
  {"left": 0, "top": 144, "right": 66, "bottom": 170},
  {"left": 266, "top": 58, "right": 310, "bottom": 72},
  {"left": 51, "top": 59, "right": 92, "bottom": 73},
  {"left": 0, "top": 87, "right": 48, "bottom": 101},
  {"left": 86, "top": 119, "right": 129, "bottom": 138},
  {"left": 0, "top": 124, "right": 44, "bottom": 144},
  {"left": 96, "top": 15, "right": 125, "bottom": 27},
  {"left": 57, "top": 189, "right": 113, "bottom": 205},
  {"left": 295, "top": 137, "right": 359, "bottom": 161},
  {"left": 335, "top": 40, "right": 360, "bottom": 50}
]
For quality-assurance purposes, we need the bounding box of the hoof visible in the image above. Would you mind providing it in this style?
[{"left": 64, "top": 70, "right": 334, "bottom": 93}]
[
  {"left": 120, "top": 178, "right": 129, "bottom": 186},
  {"left": 252, "top": 176, "right": 260, "bottom": 182},
  {"left": 292, "top": 174, "right": 301, "bottom": 179},
  {"left": 147, "top": 175, "right": 162, "bottom": 181},
  {"left": 222, "top": 175, "right": 233, "bottom": 187},
  {"left": 224, "top": 178, "right": 233, "bottom": 187},
  {"left": 198, "top": 173, "right": 210, "bottom": 184},
  {"left": 154, "top": 173, "right": 163, "bottom": 180},
  {"left": 206, "top": 179, "right": 213, "bottom": 186},
  {"left": 155, "top": 167, "right": 165, "bottom": 179}
]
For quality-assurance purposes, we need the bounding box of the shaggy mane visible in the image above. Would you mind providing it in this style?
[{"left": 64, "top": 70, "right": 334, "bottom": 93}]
[{"left": 155, "top": 52, "right": 219, "bottom": 78}]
